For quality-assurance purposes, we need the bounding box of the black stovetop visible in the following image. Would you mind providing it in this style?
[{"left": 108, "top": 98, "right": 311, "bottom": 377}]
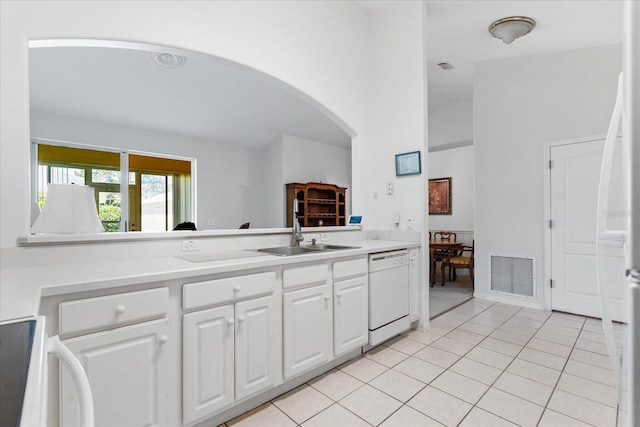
[{"left": 0, "top": 320, "right": 36, "bottom": 427}]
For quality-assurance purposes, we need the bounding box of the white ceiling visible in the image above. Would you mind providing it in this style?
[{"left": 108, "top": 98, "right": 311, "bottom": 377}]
[
  {"left": 426, "top": 0, "right": 623, "bottom": 112},
  {"left": 30, "top": 46, "right": 352, "bottom": 149},
  {"left": 29, "top": 1, "right": 624, "bottom": 150}
]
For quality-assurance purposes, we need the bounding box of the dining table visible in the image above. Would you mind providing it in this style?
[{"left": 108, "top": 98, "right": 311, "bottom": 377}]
[{"left": 429, "top": 241, "right": 463, "bottom": 286}]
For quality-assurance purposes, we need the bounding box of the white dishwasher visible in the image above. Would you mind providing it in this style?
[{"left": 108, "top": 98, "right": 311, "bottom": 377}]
[{"left": 368, "top": 250, "right": 410, "bottom": 346}]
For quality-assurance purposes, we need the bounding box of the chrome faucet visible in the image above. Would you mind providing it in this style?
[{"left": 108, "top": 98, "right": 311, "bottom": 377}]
[{"left": 292, "top": 199, "right": 304, "bottom": 246}]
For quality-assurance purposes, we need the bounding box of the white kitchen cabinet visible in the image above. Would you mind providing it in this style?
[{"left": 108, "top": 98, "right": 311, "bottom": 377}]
[
  {"left": 283, "top": 283, "right": 332, "bottom": 379},
  {"left": 409, "top": 248, "right": 420, "bottom": 321},
  {"left": 183, "top": 295, "right": 278, "bottom": 424},
  {"left": 183, "top": 305, "right": 235, "bottom": 424},
  {"left": 234, "top": 296, "right": 278, "bottom": 400},
  {"left": 333, "top": 275, "right": 368, "bottom": 355},
  {"left": 60, "top": 318, "right": 169, "bottom": 427}
]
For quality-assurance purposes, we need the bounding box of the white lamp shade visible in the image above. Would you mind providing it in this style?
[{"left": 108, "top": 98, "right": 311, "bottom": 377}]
[{"left": 31, "top": 184, "right": 105, "bottom": 234}]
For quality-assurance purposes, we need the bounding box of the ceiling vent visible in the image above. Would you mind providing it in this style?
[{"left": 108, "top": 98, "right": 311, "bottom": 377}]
[{"left": 437, "top": 61, "right": 455, "bottom": 70}]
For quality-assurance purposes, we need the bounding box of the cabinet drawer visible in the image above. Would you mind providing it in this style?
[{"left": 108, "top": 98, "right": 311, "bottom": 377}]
[
  {"left": 59, "top": 288, "right": 169, "bottom": 336},
  {"left": 333, "top": 258, "right": 367, "bottom": 281},
  {"left": 282, "top": 263, "right": 329, "bottom": 289},
  {"left": 183, "top": 271, "right": 275, "bottom": 310}
]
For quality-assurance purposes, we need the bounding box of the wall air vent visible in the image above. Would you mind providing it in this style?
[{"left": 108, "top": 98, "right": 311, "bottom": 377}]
[
  {"left": 490, "top": 255, "right": 535, "bottom": 297},
  {"left": 437, "top": 61, "right": 455, "bottom": 70}
]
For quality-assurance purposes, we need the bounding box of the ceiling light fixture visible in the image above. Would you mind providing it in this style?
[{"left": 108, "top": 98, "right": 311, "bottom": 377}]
[
  {"left": 150, "top": 52, "right": 186, "bottom": 68},
  {"left": 489, "top": 16, "right": 536, "bottom": 44}
]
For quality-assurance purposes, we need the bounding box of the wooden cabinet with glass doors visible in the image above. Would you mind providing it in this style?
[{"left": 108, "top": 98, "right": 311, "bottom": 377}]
[{"left": 286, "top": 182, "right": 346, "bottom": 227}]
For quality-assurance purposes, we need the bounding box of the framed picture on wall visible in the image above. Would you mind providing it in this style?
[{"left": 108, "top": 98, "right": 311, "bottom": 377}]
[
  {"left": 395, "top": 151, "right": 421, "bottom": 176},
  {"left": 428, "top": 177, "right": 451, "bottom": 215}
]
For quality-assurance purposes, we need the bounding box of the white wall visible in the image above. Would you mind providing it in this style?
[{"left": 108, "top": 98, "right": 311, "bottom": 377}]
[
  {"left": 428, "top": 145, "right": 474, "bottom": 240},
  {"left": 31, "top": 112, "right": 351, "bottom": 230},
  {"left": 428, "top": 100, "right": 473, "bottom": 151},
  {"left": 0, "top": 0, "right": 371, "bottom": 248},
  {"left": 254, "top": 134, "right": 352, "bottom": 228},
  {"left": 255, "top": 137, "right": 284, "bottom": 229},
  {"left": 474, "top": 45, "right": 621, "bottom": 307},
  {"left": 360, "top": 2, "right": 427, "bottom": 233},
  {"left": 282, "top": 135, "right": 351, "bottom": 187},
  {"left": 282, "top": 134, "right": 351, "bottom": 225},
  {"left": 31, "top": 110, "right": 268, "bottom": 230}
]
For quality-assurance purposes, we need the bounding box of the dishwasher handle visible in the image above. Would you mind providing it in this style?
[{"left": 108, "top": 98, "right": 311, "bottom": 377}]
[{"left": 48, "top": 335, "right": 94, "bottom": 427}]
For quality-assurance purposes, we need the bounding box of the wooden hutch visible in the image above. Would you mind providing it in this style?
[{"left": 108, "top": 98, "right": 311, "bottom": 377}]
[{"left": 286, "top": 182, "right": 347, "bottom": 227}]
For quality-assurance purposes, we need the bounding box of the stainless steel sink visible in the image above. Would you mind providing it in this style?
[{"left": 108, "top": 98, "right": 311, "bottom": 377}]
[
  {"left": 256, "top": 246, "right": 321, "bottom": 256},
  {"left": 256, "top": 244, "right": 359, "bottom": 256},
  {"left": 305, "top": 244, "right": 360, "bottom": 251}
]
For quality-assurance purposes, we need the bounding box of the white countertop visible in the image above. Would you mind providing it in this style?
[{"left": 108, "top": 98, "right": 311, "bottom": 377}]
[{"left": 1, "top": 239, "right": 418, "bottom": 321}]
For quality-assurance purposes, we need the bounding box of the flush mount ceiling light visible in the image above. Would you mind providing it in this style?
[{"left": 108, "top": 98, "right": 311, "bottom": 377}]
[
  {"left": 150, "top": 52, "right": 186, "bottom": 68},
  {"left": 489, "top": 16, "right": 536, "bottom": 44}
]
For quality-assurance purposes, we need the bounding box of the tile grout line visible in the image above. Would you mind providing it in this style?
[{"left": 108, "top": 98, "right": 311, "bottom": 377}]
[
  {"left": 402, "top": 302, "right": 525, "bottom": 425},
  {"left": 532, "top": 314, "right": 602, "bottom": 427},
  {"left": 400, "top": 304, "right": 603, "bottom": 426},
  {"left": 454, "top": 304, "right": 545, "bottom": 426},
  {"left": 228, "top": 301, "right": 620, "bottom": 427},
  {"left": 374, "top": 300, "right": 504, "bottom": 426}
]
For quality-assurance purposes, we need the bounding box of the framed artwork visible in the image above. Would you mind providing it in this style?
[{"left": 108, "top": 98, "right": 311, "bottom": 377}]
[
  {"left": 428, "top": 177, "right": 451, "bottom": 215},
  {"left": 395, "top": 151, "right": 421, "bottom": 176}
]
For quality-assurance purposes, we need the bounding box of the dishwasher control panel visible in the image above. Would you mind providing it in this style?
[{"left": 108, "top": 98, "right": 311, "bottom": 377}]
[{"left": 368, "top": 250, "right": 409, "bottom": 272}]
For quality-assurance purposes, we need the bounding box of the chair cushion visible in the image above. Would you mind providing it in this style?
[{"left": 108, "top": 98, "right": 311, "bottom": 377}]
[{"left": 448, "top": 256, "right": 471, "bottom": 266}]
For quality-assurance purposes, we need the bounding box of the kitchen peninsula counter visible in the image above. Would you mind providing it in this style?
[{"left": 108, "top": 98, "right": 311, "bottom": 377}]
[{"left": 1, "top": 238, "right": 419, "bottom": 322}]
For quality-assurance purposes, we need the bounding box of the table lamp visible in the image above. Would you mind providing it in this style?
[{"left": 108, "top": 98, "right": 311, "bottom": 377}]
[{"left": 31, "top": 184, "right": 105, "bottom": 234}]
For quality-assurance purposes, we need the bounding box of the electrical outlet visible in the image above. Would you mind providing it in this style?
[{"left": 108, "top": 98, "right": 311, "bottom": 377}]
[
  {"left": 306, "top": 233, "right": 317, "bottom": 242},
  {"left": 207, "top": 218, "right": 215, "bottom": 225},
  {"left": 407, "top": 218, "right": 413, "bottom": 230},
  {"left": 393, "top": 214, "right": 400, "bottom": 228},
  {"left": 320, "top": 233, "right": 329, "bottom": 241},
  {"left": 181, "top": 239, "right": 200, "bottom": 252},
  {"left": 387, "top": 183, "right": 394, "bottom": 195}
]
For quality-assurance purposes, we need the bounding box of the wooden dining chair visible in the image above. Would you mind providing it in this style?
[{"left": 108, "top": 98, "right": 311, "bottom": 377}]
[
  {"left": 441, "top": 240, "right": 474, "bottom": 286},
  {"left": 432, "top": 231, "right": 457, "bottom": 281},
  {"left": 433, "top": 231, "right": 456, "bottom": 243}
]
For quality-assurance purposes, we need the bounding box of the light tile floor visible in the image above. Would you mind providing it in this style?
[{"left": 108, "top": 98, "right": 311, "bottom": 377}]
[
  {"left": 429, "top": 274, "right": 473, "bottom": 318},
  {"left": 223, "top": 298, "right": 625, "bottom": 427}
]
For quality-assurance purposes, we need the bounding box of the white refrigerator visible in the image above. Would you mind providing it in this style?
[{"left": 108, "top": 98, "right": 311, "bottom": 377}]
[
  {"left": 599, "top": 2, "right": 640, "bottom": 426},
  {"left": 622, "top": 1, "right": 640, "bottom": 425}
]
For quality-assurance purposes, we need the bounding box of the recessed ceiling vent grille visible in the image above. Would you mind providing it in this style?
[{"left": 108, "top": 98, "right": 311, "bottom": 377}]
[
  {"left": 490, "top": 255, "right": 535, "bottom": 297},
  {"left": 437, "top": 61, "right": 455, "bottom": 70}
]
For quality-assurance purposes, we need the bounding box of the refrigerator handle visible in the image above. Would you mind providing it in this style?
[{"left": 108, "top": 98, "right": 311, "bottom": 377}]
[
  {"left": 597, "top": 72, "right": 624, "bottom": 239},
  {"left": 48, "top": 335, "right": 94, "bottom": 427},
  {"left": 595, "top": 72, "right": 624, "bottom": 392}
]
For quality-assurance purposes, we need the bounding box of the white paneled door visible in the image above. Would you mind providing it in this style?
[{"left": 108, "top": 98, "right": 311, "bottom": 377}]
[{"left": 549, "top": 139, "right": 627, "bottom": 322}]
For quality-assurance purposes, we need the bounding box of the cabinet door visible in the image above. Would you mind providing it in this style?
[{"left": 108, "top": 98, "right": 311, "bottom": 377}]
[
  {"left": 409, "top": 248, "right": 420, "bottom": 321},
  {"left": 60, "top": 319, "right": 168, "bottom": 427},
  {"left": 183, "top": 305, "right": 234, "bottom": 424},
  {"left": 334, "top": 276, "right": 368, "bottom": 356},
  {"left": 283, "top": 284, "right": 332, "bottom": 379},
  {"left": 235, "top": 295, "right": 278, "bottom": 400}
]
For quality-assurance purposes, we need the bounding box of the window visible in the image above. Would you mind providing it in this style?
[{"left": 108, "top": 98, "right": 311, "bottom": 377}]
[{"left": 34, "top": 142, "right": 193, "bottom": 232}]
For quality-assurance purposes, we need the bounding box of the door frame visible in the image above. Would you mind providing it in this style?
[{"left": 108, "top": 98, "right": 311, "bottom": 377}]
[{"left": 542, "top": 133, "right": 608, "bottom": 312}]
